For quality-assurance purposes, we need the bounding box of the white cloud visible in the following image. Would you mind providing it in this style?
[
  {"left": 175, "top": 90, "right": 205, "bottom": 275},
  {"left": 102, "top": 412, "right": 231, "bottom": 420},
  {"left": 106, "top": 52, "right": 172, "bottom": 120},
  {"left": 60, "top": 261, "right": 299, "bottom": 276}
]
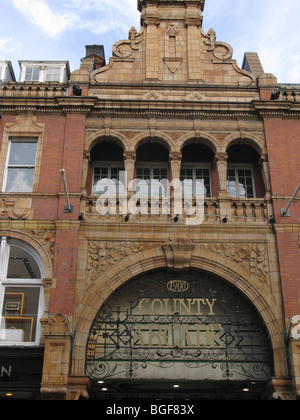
[
  {"left": 11, "top": 0, "right": 76, "bottom": 37},
  {"left": 0, "top": 37, "right": 22, "bottom": 53},
  {"left": 11, "top": 0, "right": 140, "bottom": 38}
]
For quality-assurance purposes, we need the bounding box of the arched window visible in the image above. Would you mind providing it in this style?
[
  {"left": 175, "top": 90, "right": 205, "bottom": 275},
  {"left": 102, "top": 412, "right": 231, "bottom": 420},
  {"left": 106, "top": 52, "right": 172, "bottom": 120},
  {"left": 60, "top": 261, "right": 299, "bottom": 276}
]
[
  {"left": 180, "top": 143, "right": 214, "bottom": 198},
  {"left": 90, "top": 142, "right": 125, "bottom": 196},
  {"left": 0, "top": 237, "right": 44, "bottom": 345},
  {"left": 226, "top": 145, "right": 265, "bottom": 199},
  {"left": 136, "top": 142, "right": 169, "bottom": 198}
]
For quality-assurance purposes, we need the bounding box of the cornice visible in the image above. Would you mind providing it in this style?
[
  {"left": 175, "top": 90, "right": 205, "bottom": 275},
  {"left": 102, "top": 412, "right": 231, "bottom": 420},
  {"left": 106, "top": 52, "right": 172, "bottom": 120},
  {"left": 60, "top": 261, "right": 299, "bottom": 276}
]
[
  {"left": 253, "top": 100, "right": 300, "bottom": 119},
  {"left": 1, "top": 95, "right": 299, "bottom": 119},
  {"left": 0, "top": 96, "right": 97, "bottom": 114}
]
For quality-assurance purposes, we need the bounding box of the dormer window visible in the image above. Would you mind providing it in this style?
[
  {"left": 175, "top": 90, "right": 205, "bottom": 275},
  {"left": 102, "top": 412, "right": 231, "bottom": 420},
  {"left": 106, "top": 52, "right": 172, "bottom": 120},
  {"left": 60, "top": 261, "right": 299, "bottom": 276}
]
[
  {"left": 45, "top": 67, "right": 62, "bottom": 82},
  {"left": 19, "top": 61, "right": 70, "bottom": 83},
  {"left": 25, "top": 67, "right": 40, "bottom": 82}
]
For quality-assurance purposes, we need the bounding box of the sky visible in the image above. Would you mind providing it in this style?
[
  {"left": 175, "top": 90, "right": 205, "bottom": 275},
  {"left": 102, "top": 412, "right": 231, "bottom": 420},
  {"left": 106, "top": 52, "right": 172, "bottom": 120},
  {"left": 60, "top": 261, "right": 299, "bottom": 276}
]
[{"left": 0, "top": 0, "right": 299, "bottom": 84}]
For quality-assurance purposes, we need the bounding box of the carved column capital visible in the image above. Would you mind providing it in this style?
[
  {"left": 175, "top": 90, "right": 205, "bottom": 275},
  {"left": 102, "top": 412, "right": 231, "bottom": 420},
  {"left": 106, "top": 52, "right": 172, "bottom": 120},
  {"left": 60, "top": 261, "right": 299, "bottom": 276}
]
[
  {"left": 123, "top": 151, "right": 136, "bottom": 161},
  {"left": 214, "top": 152, "right": 228, "bottom": 162},
  {"left": 169, "top": 151, "right": 182, "bottom": 162}
]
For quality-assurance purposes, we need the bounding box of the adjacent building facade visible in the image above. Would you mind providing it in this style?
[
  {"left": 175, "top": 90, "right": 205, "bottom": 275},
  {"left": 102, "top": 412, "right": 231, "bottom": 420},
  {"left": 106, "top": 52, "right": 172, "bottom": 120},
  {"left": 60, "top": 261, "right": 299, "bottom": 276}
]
[{"left": 0, "top": 0, "right": 299, "bottom": 400}]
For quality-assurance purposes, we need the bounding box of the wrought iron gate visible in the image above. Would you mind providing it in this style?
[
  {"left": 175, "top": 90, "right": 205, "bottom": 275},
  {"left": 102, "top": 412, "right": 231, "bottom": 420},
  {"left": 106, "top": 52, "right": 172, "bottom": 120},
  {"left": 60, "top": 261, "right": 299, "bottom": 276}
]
[{"left": 86, "top": 270, "right": 273, "bottom": 382}]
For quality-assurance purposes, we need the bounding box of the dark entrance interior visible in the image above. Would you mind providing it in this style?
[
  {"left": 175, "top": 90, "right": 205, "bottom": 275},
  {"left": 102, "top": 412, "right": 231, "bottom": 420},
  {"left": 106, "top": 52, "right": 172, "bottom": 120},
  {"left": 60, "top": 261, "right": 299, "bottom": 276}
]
[{"left": 88, "top": 379, "right": 270, "bottom": 401}]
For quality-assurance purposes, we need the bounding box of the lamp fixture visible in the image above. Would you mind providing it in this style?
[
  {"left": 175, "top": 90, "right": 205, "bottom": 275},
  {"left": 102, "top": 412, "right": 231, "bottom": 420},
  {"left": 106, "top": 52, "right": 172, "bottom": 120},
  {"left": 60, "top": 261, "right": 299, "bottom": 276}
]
[
  {"left": 222, "top": 215, "right": 229, "bottom": 224},
  {"left": 73, "top": 85, "right": 82, "bottom": 96},
  {"left": 271, "top": 89, "right": 281, "bottom": 100}
]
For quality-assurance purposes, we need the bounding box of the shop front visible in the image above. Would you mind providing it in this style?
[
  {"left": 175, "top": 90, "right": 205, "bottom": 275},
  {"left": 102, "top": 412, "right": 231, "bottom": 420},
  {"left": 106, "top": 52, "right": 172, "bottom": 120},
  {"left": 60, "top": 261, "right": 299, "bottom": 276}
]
[
  {"left": 85, "top": 270, "right": 274, "bottom": 400},
  {"left": 0, "top": 347, "right": 44, "bottom": 400}
]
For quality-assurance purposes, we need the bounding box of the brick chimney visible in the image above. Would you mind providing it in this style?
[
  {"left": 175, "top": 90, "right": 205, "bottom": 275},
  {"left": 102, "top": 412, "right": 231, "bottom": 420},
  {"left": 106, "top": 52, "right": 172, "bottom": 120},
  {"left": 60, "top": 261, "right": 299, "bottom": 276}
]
[{"left": 80, "top": 45, "right": 106, "bottom": 73}]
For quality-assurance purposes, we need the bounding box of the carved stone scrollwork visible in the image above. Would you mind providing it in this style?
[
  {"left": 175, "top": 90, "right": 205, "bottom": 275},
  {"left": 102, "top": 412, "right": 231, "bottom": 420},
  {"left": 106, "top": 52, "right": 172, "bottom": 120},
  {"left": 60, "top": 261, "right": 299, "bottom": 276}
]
[
  {"left": 0, "top": 198, "right": 33, "bottom": 220},
  {"left": 112, "top": 27, "right": 143, "bottom": 59},
  {"left": 87, "top": 241, "right": 160, "bottom": 283},
  {"left": 28, "top": 229, "right": 56, "bottom": 260},
  {"left": 198, "top": 242, "right": 270, "bottom": 284}
]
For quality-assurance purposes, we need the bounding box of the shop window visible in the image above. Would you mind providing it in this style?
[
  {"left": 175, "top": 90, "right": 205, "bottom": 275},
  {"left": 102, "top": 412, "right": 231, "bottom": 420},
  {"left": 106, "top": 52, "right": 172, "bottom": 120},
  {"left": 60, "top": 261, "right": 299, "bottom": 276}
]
[
  {"left": 0, "top": 238, "right": 44, "bottom": 346},
  {"left": 3, "top": 138, "right": 38, "bottom": 192}
]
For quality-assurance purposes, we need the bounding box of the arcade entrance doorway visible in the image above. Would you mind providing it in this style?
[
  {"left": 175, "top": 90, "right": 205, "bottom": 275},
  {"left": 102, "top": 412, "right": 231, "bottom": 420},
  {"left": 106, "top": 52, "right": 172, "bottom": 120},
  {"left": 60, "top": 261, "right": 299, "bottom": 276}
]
[{"left": 86, "top": 270, "right": 274, "bottom": 400}]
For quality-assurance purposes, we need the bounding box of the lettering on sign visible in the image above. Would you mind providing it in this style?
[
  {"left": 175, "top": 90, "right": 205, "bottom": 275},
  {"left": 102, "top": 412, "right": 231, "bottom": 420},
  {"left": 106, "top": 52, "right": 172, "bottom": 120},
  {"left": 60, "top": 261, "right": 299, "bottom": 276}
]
[
  {"left": 132, "top": 323, "right": 225, "bottom": 349},
  {"left": 86, "top": 271, "right": 274, "bottom": 382},
  {"left": 1, "top": 365, "right": 12, "bottom": 380},
  {"left": 133, "top": 297, "right": 220, "bottom": 349},
  {"left": 138, "top": 298, "right": 217, "bottom": 316}
]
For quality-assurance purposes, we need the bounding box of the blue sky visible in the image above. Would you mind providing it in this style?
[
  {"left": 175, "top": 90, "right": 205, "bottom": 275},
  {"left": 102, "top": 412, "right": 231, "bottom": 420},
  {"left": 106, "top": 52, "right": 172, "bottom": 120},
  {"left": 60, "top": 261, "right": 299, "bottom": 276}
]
[{"left": 1, "top": 0, "right": 300, "bottom": 83}]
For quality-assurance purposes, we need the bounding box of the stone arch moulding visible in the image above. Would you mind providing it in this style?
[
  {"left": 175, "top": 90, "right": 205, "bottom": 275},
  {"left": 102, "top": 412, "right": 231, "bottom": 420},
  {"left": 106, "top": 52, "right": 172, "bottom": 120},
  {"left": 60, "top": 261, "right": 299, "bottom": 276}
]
[
  {"left": 177, "top": 132, "right": 219, "bottom": 154},
  {"left": 224, "top": 133, "right": 266, "bottom": 155},
  {"left": 72, "top": 242, "right": 287, "bottom": 379},
  {"left": 85, "top": 130, "right": 130, "bottom": 153},
  {"left": 134, "top": 131, "right": 173, "bottom": 153}
]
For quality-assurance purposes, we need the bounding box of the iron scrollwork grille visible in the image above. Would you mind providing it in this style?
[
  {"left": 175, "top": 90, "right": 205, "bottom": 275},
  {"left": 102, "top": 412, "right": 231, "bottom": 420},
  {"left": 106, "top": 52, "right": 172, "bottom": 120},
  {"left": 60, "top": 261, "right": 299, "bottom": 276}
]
[{"left": 86, "top": 271, "right": 273, "bottom": 382}]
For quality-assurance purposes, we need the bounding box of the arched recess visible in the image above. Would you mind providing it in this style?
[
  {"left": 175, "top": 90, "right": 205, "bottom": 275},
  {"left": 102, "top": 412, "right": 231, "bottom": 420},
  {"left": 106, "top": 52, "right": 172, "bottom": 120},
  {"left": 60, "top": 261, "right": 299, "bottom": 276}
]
[
  {"left": 178, "top": 133, "right": 219, "bottom": 155},
  {"left": 224, "top": 134, "right": 265, "bottom": 156},
  {"left": 134, "top": 133, "right": 172, "bottom": 153},
  {"left": 85, "top": 131, "right": 129, "bottom": 153},
  {"left": 226, "top": 141, "right": 266, "bottom": 198},
  {"left": 72, "top": 245, "right": 287, "bottom": 380},
  {"left": 84, "top": 134, "right": 128, "bottom": 196}
]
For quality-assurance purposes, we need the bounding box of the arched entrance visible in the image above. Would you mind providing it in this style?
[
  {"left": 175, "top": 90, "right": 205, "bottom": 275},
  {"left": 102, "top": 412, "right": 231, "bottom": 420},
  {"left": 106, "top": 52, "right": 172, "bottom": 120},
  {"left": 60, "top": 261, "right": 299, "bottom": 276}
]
[{"left": 85, "top": 269, "right": 274, "bottom": 400}]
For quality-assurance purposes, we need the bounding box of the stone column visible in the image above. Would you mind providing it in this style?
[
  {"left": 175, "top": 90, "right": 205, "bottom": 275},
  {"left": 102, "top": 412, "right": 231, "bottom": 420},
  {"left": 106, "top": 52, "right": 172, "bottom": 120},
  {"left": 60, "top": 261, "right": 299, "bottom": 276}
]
[
  {"left": 169, "top": 151, "right": 182, "bottom": 215},
  {"left": 123, "top": 151, "right": 136, "bottom": 192},
  {"left": 215, "top": 152, "right": 229, "bottom": 197},
  {"left": 169, "top": 151, "right": 182, "bottom": 182},
  {"left": 81, "top": 150, "right": 91, "bottom": 195},
  {"left": 40, "top": 313, "right": 73, "bottom": 400},
  {"left": 260, "top": 153, "right": 272, "bottom": 199}
]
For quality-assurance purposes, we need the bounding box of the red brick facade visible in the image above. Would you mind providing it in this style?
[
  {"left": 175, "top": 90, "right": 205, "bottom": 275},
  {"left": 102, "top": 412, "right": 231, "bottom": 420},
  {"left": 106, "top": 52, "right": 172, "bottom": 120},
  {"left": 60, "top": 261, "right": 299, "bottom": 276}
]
[{"left": 0, "top": 0, "right": 299, "bottom": 401}]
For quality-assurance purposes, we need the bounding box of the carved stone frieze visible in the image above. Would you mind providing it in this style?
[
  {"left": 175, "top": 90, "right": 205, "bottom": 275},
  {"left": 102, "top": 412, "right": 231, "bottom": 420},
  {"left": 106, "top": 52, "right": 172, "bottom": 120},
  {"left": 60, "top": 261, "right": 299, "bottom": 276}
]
[
  {"left": 87, "top": 239, "right": 270, "bottom": 285},
  {"left": 198, "top": 242, "right": 270, "bottom": 284},
  {"left": 87, "top": 241, "right": 160, "bottom": 283},
  {"left": 28, "top": 229, "right": 56, "bottom": 260}
]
